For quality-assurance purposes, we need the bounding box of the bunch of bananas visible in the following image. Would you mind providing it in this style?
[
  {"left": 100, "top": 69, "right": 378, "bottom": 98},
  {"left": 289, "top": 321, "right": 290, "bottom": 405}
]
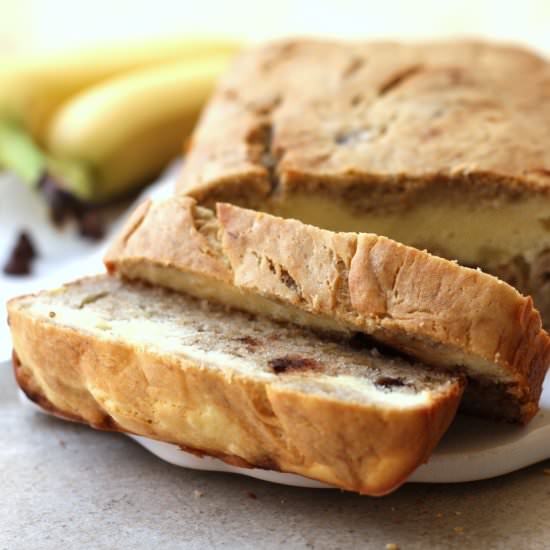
[{"left": 0, "top": 36, "right": 239, "bottom": 218}]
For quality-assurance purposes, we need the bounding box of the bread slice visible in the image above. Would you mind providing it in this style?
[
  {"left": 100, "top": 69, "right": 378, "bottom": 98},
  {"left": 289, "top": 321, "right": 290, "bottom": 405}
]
[
  {"left": 105, "top": 196, "right": 550, "bottom": 423},
  {"left": 7, "top": 275, "right": 464, "bottom": 495},
  {"left": 175, "top": 38, "right": 550, "bottom": 324}
]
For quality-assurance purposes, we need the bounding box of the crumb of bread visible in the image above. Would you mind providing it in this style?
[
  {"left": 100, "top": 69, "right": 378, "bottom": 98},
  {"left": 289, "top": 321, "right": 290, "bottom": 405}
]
[
  {"left": 385, "top": 544, "right": 399, "bottom": 550},
  {"left": 193, "top": 490, "right": 204, "bottom": 498},
  {"left": 454, "top": 527, "right": 464, "bottom": 534}
]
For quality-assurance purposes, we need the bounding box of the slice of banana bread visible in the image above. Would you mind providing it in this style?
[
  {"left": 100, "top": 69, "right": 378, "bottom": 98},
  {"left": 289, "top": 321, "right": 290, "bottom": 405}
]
[
  {"left": 8, "top": 275, "right": 463, "bottom": 495},
  {"left": 105, "top": 196, "right": 550, "bottom": 423}
]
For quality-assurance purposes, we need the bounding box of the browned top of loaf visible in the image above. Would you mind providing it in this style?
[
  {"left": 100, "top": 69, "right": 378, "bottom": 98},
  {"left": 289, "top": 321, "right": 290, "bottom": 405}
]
[
  {"left": 177, "top": 38, "right": 550, "bottom": 204},
  {"left": 105, "top": 196, "right": 550, "bottom": 423}
]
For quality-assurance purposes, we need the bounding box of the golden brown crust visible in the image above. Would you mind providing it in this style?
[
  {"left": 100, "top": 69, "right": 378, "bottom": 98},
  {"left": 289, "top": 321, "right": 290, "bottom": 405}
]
[
  {"left": 108, "top": 197, "right": 231, "bottom": 281},
  {"left": 8, "top": 283, "right": 463, "bottom": 496},
  {"left": 105, "top": 196, "right": 550, "bottom": 422},
  {"left": 103, "top": 199, "right": 151, "bottom": 264},
  {"left": 177, "top": 39, "right": 550, "bottom": 206}
]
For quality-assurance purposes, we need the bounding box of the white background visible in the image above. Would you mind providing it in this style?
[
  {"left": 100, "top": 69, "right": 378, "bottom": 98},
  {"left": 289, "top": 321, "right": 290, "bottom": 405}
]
[{"left": 1, "top": 0, "right": 550, "bottom": 56}]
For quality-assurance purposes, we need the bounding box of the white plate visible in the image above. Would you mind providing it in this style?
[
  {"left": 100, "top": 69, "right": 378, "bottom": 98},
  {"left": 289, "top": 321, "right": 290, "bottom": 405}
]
[{"left": 18, "top": 371, "right": 550, "bottom": 488}]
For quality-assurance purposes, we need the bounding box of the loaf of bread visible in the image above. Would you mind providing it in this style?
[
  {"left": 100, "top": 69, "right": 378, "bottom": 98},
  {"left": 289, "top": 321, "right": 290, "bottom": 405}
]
[
  {"left": 176, "top": 38, "right": 550, "bottom": 324},
  {"left": 105, "top": 196, "right": 550, "bottom": 423},
  {"left": 8, "top": 276, "right": 464, "bottom": 495}
]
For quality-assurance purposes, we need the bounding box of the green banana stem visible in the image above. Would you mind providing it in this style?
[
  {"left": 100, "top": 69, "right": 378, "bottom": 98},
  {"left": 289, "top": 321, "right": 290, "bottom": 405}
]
[
  {"left": 0, "top": 120, "right": 46, "bottom": 186},
  {"left": 0, "top": 119, "right": 95, "bottom": 200},
  {"left": 45, "top": 156, "right": 95, "bottom": 201}
]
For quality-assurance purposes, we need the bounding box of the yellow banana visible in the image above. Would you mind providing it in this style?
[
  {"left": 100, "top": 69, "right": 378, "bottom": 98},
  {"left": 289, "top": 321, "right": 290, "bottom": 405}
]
[
  {"left": 46, "top": 54, "right": 234, "bottom": 202},
  {"left": 0, "top": 36, "right": 240, "bottom": 141}
]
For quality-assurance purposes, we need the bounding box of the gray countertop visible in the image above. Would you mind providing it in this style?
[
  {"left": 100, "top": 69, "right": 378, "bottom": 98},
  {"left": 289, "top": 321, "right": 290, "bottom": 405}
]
[{"left": 2, "top": 362, "right": 549, "bottom": 550}]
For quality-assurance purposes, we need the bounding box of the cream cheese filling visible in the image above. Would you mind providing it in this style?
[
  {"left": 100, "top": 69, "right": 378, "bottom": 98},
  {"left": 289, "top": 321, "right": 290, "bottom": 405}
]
[{"left": 268, "top": 195, "right": 550, "bottom": 267}]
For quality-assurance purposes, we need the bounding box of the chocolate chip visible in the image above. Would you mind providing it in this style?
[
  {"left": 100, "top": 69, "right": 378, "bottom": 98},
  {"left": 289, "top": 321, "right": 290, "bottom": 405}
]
[
  {"left": 376, "top": 376, "right": 406, "bottom": 388},
  {"left": 39, "top": 174, "right": 86, "bottom": 225},
  {"left": 3, "top": 231, "right": 38, "bottom": 276},
  {"left": 15, "top": 232, "right": 35, "bottom": 259},
  {"left": 3, "top": 256, "right": 31, "bottom": 275},
  {"left": 269, "top": 356, "right": 320, "bottom": 374},
  {"left": 78, "top": 211, "right": 105, "bottom": 241},
  {"left": 39, "top": 174, "right": 109, "bottom": 241},
  {"left": 235, "top": 336, "right": 261, "bottom": 351}
]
